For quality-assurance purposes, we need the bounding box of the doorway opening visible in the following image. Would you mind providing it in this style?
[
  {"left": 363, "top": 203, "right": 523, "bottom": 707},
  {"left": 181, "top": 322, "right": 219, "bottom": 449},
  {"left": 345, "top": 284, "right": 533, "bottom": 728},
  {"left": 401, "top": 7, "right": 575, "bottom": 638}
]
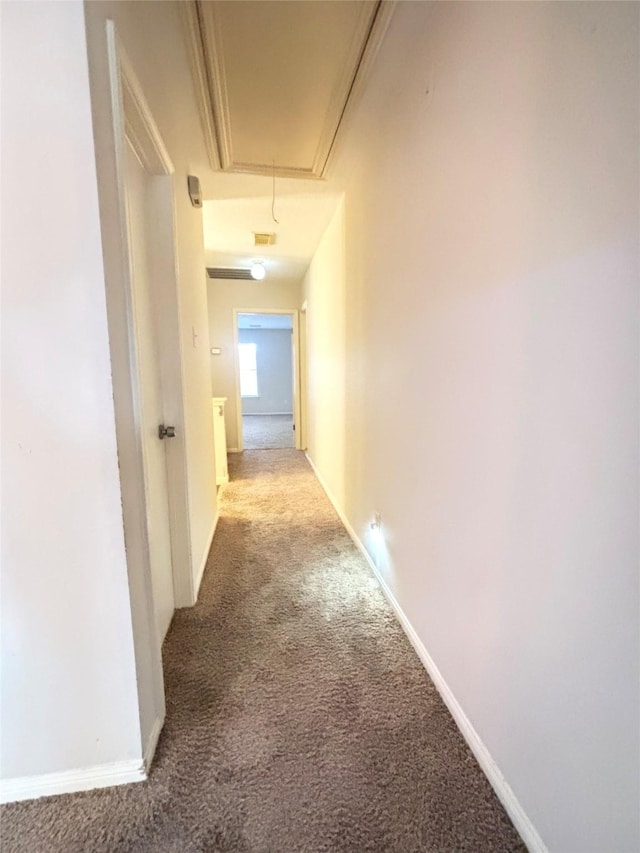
[{"left": 234, "top": 311, "right": 301, "bottom": 451}]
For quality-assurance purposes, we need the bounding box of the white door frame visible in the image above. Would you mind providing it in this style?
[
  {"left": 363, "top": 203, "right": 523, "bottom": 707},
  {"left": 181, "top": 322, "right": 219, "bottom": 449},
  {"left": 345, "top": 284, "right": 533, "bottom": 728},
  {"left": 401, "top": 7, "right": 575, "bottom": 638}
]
[
  {"left": 233, "top": 309, "right": 302, "bottom": 452},
  {"left": 299, "top": 301, "right": 308, "bottom": 452},
  {"left": 103, "top": 22, "right": 193, "bottom": 769}
]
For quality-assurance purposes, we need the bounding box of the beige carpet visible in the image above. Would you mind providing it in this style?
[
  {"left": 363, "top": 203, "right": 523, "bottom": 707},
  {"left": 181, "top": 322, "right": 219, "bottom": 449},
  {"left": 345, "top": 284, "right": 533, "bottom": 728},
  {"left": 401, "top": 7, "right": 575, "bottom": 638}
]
[
  {"left": 242, "top": 414, "right": 294, "bottom": 449},
  {"left": 1, "top": 450, "right": 525, "bottom": 853}
]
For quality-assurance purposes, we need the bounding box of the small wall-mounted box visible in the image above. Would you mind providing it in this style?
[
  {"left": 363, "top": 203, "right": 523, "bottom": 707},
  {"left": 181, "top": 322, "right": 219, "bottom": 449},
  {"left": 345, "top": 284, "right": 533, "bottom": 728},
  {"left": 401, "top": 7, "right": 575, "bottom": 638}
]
[
  {"left": 211, "top": 347, "right": 222, "bottom": 355},
  {"left": 187, "top": 175, "right": 202, "bottom": 208}
]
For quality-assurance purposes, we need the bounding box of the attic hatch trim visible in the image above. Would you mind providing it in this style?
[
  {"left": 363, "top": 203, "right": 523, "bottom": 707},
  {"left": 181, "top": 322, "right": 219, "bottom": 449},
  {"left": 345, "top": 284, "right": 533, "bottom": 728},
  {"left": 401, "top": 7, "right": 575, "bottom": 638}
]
[{"left": 180, "top": 0, "right": 397, "bottom": 179}]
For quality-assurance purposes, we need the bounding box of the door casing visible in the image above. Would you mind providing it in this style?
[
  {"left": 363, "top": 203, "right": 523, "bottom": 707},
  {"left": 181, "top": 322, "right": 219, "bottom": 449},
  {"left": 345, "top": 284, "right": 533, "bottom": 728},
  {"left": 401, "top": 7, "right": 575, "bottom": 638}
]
[
  {"left": 102, "top": 21, "right": 194, "bottom": 771},
  {"left": 123, "top": 141, "right": 176, "bottom": 643},
  {"left": 232, "top": 309, "right": 302, "bottom": 453}
]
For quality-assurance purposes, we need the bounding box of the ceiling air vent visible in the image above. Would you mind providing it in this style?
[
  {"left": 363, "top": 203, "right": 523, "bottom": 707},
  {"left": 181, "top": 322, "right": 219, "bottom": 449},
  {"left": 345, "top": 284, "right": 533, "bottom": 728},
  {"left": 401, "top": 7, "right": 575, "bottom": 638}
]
[
  {"left": 206, "top": 267, "right": 253, "bottom": 280},
  {"left": 254, "top": 232, "right": 276, "bottom": 247}
]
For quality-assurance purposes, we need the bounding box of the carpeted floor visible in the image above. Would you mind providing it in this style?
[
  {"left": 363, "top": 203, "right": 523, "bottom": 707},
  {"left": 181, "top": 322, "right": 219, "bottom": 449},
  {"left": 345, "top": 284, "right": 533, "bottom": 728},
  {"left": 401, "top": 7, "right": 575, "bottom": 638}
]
[
  {"left": 1, "top": 450, "right": 525, "bottom": 853},
  {"left": 242, "top": 414, "right": 294, "bottom": 449}
]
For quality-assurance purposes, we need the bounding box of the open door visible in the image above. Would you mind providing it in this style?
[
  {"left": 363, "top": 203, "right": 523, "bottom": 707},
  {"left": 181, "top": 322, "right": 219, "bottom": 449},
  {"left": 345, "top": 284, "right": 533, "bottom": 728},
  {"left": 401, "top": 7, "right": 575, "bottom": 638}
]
[
  {"left": 100, "top": 23, "right": 196, "bottom": 771},
  {"left": 123, "top": 142, "right": 175, "bottom": 643}
]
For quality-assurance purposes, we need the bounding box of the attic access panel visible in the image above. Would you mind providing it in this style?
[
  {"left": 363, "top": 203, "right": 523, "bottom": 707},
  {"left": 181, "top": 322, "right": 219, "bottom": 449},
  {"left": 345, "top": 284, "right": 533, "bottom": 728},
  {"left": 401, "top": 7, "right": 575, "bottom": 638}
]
[{"left": 184, "top": 0, "right": 395, "bottom": 179}]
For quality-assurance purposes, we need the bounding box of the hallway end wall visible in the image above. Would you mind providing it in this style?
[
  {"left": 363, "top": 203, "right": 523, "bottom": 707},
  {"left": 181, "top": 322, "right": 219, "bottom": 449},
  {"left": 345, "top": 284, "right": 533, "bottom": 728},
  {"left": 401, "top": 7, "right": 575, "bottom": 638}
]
[
  {"left": 239, "top": 329, "right": 294, "bottom": 416},
  {"left": 304, "top": 3, "right": 639, "bottom": 852},
  {"left": 207, "top": 278, "right": 301, "bottom": 450}
]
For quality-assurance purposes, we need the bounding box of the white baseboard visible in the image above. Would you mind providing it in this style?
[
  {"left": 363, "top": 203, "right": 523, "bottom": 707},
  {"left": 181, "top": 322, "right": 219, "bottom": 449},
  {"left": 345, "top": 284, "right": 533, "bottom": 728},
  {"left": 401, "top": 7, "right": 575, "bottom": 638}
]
[
  {"left": 194, "top": 510, "right": 219, "bottom": 598},
  {"left": 227, "top": 447, "right": 239, "bottom": 453},
  {"left": 305, "top": 451, "right": 547, "bottom": 853},
  {"left": 0, "top": 759, "right": 146, "bottom": 804},
  {"left": 1, "top": 716, "right": 164, "bottom": 804},
  {"left": 143, "top": 715, "right": 164, "bottom": 773}
]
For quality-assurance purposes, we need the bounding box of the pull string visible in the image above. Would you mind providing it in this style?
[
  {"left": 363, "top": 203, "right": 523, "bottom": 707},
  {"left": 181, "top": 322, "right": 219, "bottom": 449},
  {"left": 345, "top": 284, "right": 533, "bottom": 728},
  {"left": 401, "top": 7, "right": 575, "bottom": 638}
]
[{"left": 271, "top": 160, "right": 280, "bottom": 224}]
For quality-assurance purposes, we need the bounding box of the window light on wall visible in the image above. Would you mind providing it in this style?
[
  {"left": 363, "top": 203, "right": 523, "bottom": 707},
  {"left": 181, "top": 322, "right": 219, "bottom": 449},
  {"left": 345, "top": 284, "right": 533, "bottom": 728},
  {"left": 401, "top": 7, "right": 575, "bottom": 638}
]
[{"left": 239, "top": 342, "right": 258, "bottom": 397}]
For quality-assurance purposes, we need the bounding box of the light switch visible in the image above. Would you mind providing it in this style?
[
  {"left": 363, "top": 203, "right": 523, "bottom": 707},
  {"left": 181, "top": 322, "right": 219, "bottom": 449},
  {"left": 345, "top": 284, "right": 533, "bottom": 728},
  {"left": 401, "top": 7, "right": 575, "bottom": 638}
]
[
  {"left": 192, "top": 326, "right": 199, "bottom": 348},
  {"left": 211, "top": 347, "right": 222, "bottom": 355}
]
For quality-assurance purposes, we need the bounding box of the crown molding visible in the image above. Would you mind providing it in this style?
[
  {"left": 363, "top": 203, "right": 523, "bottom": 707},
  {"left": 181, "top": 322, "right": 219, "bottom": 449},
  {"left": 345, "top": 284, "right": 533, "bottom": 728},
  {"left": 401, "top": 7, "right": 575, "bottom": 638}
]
[
  {"left": 310, "top": 1, "right": 380, "bottom": 178},
  {"left": 180, "top": 1, "right": 221, "bottom": 171},
  {"left": 321, "top": 1, "right": 397, "bottom": 179}
]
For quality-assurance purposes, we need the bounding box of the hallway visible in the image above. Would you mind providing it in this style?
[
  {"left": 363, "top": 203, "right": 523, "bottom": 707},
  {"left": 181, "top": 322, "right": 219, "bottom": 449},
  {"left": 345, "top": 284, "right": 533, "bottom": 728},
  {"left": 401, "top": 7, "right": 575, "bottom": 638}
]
[{"left": 2, "top": 450, "right": 523, "bottom": 852}]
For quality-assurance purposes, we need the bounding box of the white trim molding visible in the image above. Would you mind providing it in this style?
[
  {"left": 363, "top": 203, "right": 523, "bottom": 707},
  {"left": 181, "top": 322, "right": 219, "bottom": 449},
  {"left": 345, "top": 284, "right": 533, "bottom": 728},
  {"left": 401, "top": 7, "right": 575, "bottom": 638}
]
[
  {"left": 232, "top": 309, "right": 302, "bottom": 454},
  {"left": 118, "top": 48, "right": 174, "bottom": 176},
  {"left": 142, "top": 716, "right": 164, "bottom": 773},
  {"left": 179, "top": 0, "right": 221, "bottom": 171},
  {"left": 305, "top": 451, "right": 548, "bottom": 853},
  {"left": 194, "top": 510, "right": 219, "bottom": 598},
  {"left": 108, "top": 21, "right": 195, "bottom": 614},
  {"left": 0, "top": 760, "right": 146, "bottom": 804},
  {"left": 104, "top": 16, "right": 171, "bottom": 774}
]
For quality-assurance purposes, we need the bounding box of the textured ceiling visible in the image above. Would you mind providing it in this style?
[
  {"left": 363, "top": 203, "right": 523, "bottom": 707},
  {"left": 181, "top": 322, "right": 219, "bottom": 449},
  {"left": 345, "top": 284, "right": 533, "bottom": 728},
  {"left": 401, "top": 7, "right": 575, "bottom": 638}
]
[{"left": 203, "top": 192, "right": 343, "bottom": 284}]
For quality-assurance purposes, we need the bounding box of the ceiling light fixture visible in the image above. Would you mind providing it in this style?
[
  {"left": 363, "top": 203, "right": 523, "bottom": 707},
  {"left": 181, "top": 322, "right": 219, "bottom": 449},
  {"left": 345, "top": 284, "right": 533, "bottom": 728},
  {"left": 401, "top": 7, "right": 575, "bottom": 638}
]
[{"left": 250, "top": 261, "right": 266, "bottom": 281}]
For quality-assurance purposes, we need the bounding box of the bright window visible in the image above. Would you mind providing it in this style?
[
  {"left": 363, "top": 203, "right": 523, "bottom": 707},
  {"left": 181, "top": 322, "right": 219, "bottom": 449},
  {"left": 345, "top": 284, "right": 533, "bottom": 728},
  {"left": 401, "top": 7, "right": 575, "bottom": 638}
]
[{"left": 239, "top": 342, "right": 258, "bottom": 397}]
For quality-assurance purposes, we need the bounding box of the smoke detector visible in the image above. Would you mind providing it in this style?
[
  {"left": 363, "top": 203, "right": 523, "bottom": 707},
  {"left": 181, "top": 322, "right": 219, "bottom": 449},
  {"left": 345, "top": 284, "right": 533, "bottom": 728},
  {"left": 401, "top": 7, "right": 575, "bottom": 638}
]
[{"left": 253, "top": 232, "right": 276, "bottom": 247}]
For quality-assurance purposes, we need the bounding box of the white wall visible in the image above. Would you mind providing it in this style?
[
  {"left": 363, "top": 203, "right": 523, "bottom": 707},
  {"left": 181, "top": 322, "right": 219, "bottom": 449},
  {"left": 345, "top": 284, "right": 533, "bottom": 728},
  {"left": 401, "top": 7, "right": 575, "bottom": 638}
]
[
  {"left": 1, "top": 1, "right": 142, "bottom": 781},
  {"left": 239, "top": 329, "right": 293, "bottom": 415},
  {"left": 208, "top": 278, "right": 301, "bottom": 449},
  {"left": 304, "top": 3, "right": 639, "bottom": 851},
  {"left": 84, "top": 0, "right": 217, "bottom": 596},
  {"left": 303, "top": 198, "right": 348, "bottom": 509},
  {"left": 1, "top": 0, "right": 220, "bottom": 796}
]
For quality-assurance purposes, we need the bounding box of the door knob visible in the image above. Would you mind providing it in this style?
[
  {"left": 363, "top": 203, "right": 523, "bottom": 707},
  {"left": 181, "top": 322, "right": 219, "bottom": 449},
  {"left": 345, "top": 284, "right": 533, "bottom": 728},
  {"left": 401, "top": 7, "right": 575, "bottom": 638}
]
[{"left": 158, "top": 424, "right": 176, "bottom": 439}]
